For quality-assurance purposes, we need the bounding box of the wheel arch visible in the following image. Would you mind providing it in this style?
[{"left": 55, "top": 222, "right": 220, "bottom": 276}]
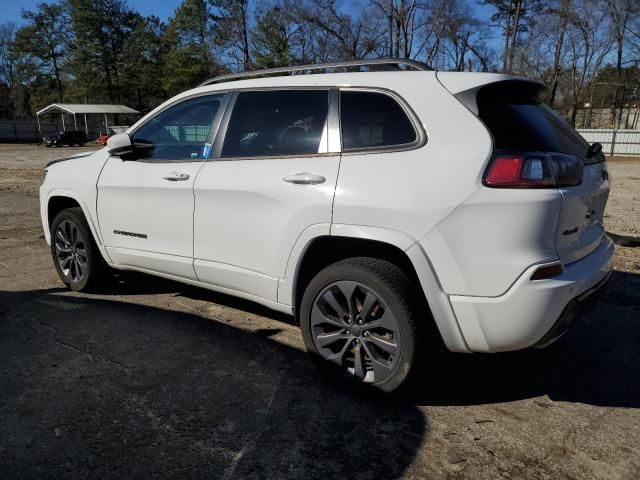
[
  {"left": 47, "top": 196, "right": 82, "bottom": 230},
  {"left": 282, "top": 226, "right": 470, "bottom": 353},
  {"left": 289, "top": 233, "right": 452, "bottom": 348},
  {"left": 45, "top": 190, "right": 112, "bottom": 264},
  {"left": 292, "top": 235, "right": 417, "bottom": 307}
]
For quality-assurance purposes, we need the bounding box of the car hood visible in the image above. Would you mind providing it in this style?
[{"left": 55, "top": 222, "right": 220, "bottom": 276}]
[{"left": 46, "top": 150, "right": 96, "bottom": 168}]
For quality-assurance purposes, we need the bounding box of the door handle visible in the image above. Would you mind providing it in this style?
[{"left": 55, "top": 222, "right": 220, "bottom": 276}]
[
  {"left": 163, "top": 172, "right": 190, "bottom": 181},
  {"left": 283, "top": 172, "right": 326, "bottom": 185}
]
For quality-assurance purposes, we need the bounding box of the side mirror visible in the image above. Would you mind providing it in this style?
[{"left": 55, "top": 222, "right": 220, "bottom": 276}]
[
  {"left": 106, "top": 133, "right": 134, "bottom": 157},
  {"left": 587, "top": 142, "right": 603, "bottom": 158}
]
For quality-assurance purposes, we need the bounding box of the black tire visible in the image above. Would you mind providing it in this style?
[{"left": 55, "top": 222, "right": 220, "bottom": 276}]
[
  {"left": 300, "top": 257, "right": 422, "bottom": 393},
  {"left": 50, "top": 207, "right": 108, "bottom": 292}
]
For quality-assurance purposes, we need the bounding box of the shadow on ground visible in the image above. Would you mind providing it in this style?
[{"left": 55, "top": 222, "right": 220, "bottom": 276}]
[
  {"left": 0, "top": 288, "right": 426, "bottom": 479},
  {"left": 109, "top": 269, "right": 640, "bottom": 410},
  {"left": 1, "top": 268, "right": 638, "bottom": 477},
  {"left": 406, "top": 269, "right": 640, "bottom": 409}
]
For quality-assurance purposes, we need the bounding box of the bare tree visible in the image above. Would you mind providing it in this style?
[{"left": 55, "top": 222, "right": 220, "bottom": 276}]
[
  {"left": 369, "top": 0, "right": 429, "bottom": 58},
  {"left": 564, "top": 0, "right": 613, "bottom": 125},
  {"left": 0, "top": 22, "right": 31, "bottom": 118},
  {"left": 295, "top": 0, "right": 385, "bottom": 60},
  {"left": 0, "top": 23, "right": 18, "bottom": 90},
  {"left": 607, "top": 0, "right": 639, "bottom": 125},
  {"left": 211, "top": 0, "right": 252, "bottom": 70}
]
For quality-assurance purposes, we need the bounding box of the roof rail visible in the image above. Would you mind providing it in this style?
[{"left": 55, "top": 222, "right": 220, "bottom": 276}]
[{"left": 198, "top": 58, "right": 432, "bottom": 87}]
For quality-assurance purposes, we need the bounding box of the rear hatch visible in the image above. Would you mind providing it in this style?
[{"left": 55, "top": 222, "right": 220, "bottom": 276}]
[{"left": 475, "top": 80, "right": 610, "bottom": 265}]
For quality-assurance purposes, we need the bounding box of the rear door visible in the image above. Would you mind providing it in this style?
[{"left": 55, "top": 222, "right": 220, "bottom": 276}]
[
  {"left": 193, "top": 89, "right": 340, "bottom": 302},
  {"left": 97, "top": 93, "right": 228, "bottom": 278},
  {"left": 477, "top": 84, "right": 610, "bottom": 264}
]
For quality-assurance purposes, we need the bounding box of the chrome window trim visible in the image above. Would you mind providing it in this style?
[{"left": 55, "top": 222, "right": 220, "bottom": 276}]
[
  {"left": 327, "top": 89, "right": 341, "bottom": 153},
  {"left": 338, "top": 87, "right": 427, "bottom": 156}
]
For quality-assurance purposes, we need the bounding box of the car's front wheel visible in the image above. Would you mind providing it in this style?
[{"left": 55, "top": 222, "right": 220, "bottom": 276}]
[
  {"left": 50, "top": 207, "right": 107, "bottom": 291},
  {"left": 300, "top": 257, "right": 421, "bottom": 392}
]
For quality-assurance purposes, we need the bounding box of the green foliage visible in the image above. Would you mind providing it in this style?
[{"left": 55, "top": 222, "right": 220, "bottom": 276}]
[
  {"left": 0, "top": 0, "right": 638, "bottom": 122},
  {"left": 67, "top": 0, "right": 142, "bottom": 103},
  {"left": 252, "top": 6, "right": 295, "bottom": 68},
  {"left": 162, "top": 0, "right": 225, "bottom": 94},
  {"left": 14, "top": 3, "right": 69, "bottom": 100}
]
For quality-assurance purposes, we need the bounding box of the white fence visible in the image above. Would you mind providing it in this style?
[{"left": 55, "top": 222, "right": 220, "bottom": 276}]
[{"left": 577, "top": 129, "right": 640, "bottom": 156}]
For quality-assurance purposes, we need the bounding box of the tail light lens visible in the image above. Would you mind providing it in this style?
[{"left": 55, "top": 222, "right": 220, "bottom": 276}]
[{"left": 484, "top": 152, "right": 583, "bottom": 188}]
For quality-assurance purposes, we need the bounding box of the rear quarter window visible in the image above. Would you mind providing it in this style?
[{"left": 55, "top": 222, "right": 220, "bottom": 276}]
[{"left": 340, "top": 91, "right": 417, "bottom": 150}]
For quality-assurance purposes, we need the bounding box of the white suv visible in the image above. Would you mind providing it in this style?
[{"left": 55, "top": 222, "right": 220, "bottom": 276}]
[{"left": 40, "top": 59, "right": 613, "bottom": 392}]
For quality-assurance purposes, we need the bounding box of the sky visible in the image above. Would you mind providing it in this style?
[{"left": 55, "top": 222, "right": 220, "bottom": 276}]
[
  {"left": 4, "top": 0, "right": 494, "bottom": 26},
  {"left": 4, "top": 0, "right": 177, "bottom": 24}
]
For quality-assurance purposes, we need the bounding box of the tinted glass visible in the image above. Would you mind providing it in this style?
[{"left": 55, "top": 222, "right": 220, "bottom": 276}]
[
  {"left": 132, "top": 95, "right": 223, "bottom": 161},
  {"left": 221, "top": 90, "right": 328, "bottom": 157},
  {"left": 340, "top": 91, "right": 417, "bottom": 150},
  {"left": 477, "top": 82, "right": 603, "bottom": 164}
]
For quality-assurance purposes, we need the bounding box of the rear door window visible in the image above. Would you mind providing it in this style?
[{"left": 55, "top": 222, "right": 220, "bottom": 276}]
[
  {"left": 340, "top": 91, "right": 417, "bottom": 150},
  {"left": 477, "top": 82, "right": 603, "bottom": 164},
  {"left": 221, "top": 90, "right": 328, "bottom": 158}
]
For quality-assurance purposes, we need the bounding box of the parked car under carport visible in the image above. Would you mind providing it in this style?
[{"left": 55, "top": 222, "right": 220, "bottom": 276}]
[{"left": 43, "top": 130, "right": 88, "bottom": 147}]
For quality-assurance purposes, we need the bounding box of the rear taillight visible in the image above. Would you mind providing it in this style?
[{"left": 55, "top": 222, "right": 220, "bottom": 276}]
[{"left": 484, "top": 152, "right": 583, "bottom": 188}]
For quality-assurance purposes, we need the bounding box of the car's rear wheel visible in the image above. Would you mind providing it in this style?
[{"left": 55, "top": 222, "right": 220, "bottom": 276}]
[
  {"left": 300, "top": 257, "right": 421, "bottom": 393},
  {"left": 51, "top": 207, "right": 107, "bottom": 292}
]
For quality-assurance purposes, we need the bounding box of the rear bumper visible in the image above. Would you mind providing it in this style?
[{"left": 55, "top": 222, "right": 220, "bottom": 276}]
[
  {"left": 449, "top": 236, "right": 614, "bottom": 352},
  {"left": 532, "top": 271, "right": 610, "bottom": 348}
]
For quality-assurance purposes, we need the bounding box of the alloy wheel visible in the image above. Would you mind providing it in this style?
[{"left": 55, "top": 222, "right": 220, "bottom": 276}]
[
  {"left": 310, "top": 281, "right": 401, "bottom": 383},
  {"left": 54, "top": 220, "right": 87, "bottom": 284}
]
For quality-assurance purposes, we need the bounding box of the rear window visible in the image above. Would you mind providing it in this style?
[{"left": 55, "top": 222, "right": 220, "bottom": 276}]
[{"left": 477, "top": 82, "right": 604, "bottom": 165}]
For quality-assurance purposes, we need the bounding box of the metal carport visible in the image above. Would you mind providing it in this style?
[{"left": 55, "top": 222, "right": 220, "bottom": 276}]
[{"left": 35, "top": 104, "right": 140, "bottom": 138}]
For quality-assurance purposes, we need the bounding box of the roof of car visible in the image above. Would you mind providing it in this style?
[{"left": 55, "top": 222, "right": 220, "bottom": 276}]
[
  {"left": 197, "top": 58, "right": 432, "bottom": 87},
  {"left": 125, "top": 65, "right": 531, "bottom": 135}
]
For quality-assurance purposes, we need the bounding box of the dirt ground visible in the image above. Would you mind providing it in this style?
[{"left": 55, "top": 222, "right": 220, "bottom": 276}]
[{"left": 1, "top": 144, "right": 639, "bottom": 479}]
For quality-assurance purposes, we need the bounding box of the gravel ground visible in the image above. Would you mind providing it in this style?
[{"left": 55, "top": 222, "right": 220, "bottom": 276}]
[
  {"left": 605, "top": 158, "right": 640, "bottom": 235},
  {"left": 1, "top": 144, "right": 639, "bottom": 479}
]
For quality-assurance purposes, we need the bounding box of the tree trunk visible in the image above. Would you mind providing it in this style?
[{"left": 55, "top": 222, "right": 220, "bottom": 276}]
[
  {"left": 548, "top": 2, "right": 568, "bottom": 107},
  {"left": 241, "top": 3, "right": 250, "bottom": 69},
  {"left": 387, "top": 0, "right": 393, "bottom": 57},
  {"left": 506, "top": 0, "right": 522, "bottom": 74},
  {"left": 570, "top": 103, "right": 578, "bottom": 127},
  {"left": 611, "top": 36, "right": 624, "bottom": 127},
  {"left": 51, "top": 47, "right": 63, "bottom": 102},
  {"left": 503, "top": 0, "right": 514, "bottom": 72}
]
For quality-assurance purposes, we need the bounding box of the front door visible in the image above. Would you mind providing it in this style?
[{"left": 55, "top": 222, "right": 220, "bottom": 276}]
[
  {"left": 193, "top": 89, "right": 340, "bottom": 302},
  {"left": 97, "top": 93, "right": 228, "bottom": 278}
]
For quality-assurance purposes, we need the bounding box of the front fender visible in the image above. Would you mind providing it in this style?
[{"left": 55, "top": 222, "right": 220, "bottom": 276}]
[{"left": 42, "top": 188, "right": 113, "bottom": 264}]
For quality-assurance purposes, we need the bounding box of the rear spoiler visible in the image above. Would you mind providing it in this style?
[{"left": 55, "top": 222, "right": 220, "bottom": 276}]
[{"left": 436, "top": 72, "right": 548, "bottom": 115}]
